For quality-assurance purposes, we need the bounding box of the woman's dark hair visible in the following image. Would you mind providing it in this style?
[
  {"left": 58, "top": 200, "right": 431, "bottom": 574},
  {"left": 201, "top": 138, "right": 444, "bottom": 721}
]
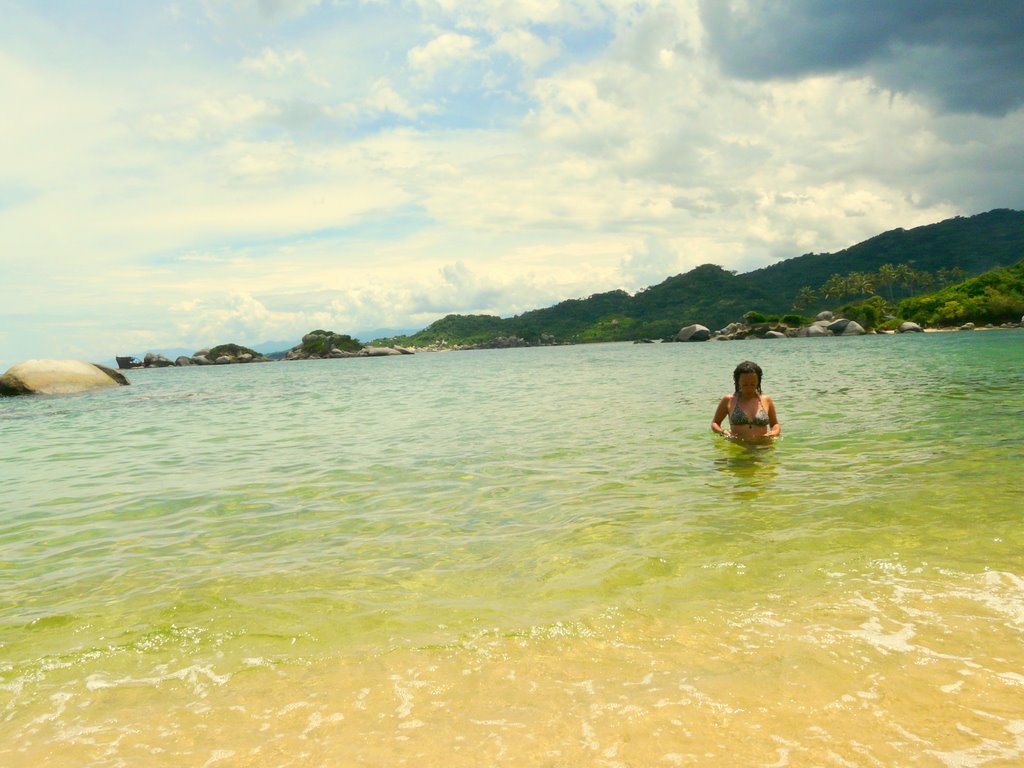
[{"left": 733, "top": 360, "right": 763, "bottom": 393}]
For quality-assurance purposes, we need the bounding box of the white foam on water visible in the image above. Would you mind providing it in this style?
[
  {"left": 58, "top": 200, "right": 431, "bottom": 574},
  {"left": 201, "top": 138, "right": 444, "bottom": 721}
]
[
  {"left": 200, "top": 749, "right": 236, "bottom": 768},
  {"left": 848, "top": 616, "right": 918, "bottom": 654},
  {"left": 391, "top": 674, "right": 429, "bottom": 720},
  {"left": 469, "top": 718, "right": 526, "bottom": 727},
  {"left": 956, "top": 570, "right": 1024, "bottom": 627},
  {"left": 927, "top": 721, "right": 1024, "bottom": 768},
  {"left": 277, "top": 701, "right": 310, "bottom": 715},
  {"left": 581, "top": 719, "right": 599, "bottom": 750},
  {"left": 354, "top": 687, "right": 370, "bottom": 710},
  {"left": 81, "top": 663, "right": 231, "bottom": 698},
  {"left": 25, "top": 692, "right": 72, "bottom": 728}
]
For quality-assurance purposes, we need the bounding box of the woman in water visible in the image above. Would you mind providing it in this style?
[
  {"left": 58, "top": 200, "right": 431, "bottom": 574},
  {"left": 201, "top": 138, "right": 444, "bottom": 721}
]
[{"left": 711, "top": 360, "right": 781, "bottom": 442}]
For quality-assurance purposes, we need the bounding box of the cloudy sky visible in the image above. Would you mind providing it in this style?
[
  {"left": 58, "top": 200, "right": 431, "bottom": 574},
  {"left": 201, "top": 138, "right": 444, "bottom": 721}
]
[{"left": 2, "top": 0, "right": 1023, "bottom": 367}]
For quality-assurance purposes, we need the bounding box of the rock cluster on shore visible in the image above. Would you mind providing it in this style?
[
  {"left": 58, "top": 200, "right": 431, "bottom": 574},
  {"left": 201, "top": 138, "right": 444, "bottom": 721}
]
[
  {"left": 118, "top": 345, "right": 269, "bottom": 368},
  {"left": 387, "top": 334, "right": 560, "bottom": 352},
  {"left": 667, "top": 312, "right": 870, "bottom": 342},
  {"left": 113, "top": 313, "right": 1024, "bottom": 371},
  {"left": 284, "top": 330, "right": 413, "bottom": 360},
  {"left": 662, "top": 310, "right": 1024, "bottom": 342}
]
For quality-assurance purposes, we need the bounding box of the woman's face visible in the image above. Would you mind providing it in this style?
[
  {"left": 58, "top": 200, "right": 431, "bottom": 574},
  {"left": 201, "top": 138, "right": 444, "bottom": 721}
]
[{"left": 737, "top": 372, "right": 759, "bottom": 394}]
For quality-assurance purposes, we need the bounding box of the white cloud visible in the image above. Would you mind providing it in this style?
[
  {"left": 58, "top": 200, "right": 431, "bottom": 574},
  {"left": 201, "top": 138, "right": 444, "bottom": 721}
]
[
  {"left": 491, "top": 28, "right": 561, "bottom": 71},
  {"left": 620, "top": 237, "right": 685, "bottom": 289},
  {"left": 140, "top": 94, "right": 280, "bottom": 143},
  {"left": 240, "top": 47, "right": 329, "bottom": 86},
  {"left": 2, "top": 0, "right": 1022, "bottom": 370},
  {"left": 361, "top": 78, "right": 437, "bottom": 120},
  {"left": 407, "top": 31, "right": 481, "bottom": 82}
]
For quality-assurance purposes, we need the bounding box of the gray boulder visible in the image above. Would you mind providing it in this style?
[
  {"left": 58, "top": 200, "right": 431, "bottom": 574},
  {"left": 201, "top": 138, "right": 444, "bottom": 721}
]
[
  {"left": 815, "top": 310, "right": 834, "bottom": 321},
  {"left": 361, "top": 347, "right": 403, "bottom": 357},
  {"left": 1, "top": 359, "right": 129, "bottom": 397},
  {"left": 797, "top": 324, "right": 831, "bottom": 337},
  {"left": 959, "top": 322, "right": 976, "bottom": 331},
  {"left": 215, "top": 356, "right": 232, "bottom": 364},
  {"left": 675, "top": 324, "right": 711, "bottom": 342},
  {"left": 175, "top": 356, "right": 193, "bottom": 366},
  {"left": 826, "top": 318, "right": 850, "bottom": 335},
  {"left": 841, "top": 321, "right": 866, "bottom": 336},
  {"left": 764, "top": 330, "right": 788, "bottom": 339},
  {"left": 144, "top": 352, "right": 175, "bottom": 368},
  {"left": 898, "top": 321, "right": 923, "bottom": 333},
  {"left": 192, "top": 355, "right": 212, "bottom": 365}
]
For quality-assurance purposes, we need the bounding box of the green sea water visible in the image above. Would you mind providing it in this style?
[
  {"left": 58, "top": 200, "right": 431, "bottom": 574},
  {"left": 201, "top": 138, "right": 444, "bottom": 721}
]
[{"left": 2, "top": 332, "right": 1023, "bottom": 766}]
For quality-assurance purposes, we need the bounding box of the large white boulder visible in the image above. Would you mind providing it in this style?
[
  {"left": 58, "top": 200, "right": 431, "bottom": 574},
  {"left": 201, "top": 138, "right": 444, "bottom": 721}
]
[
  {"left": 675, "top": 324, "right": 711, "bottom": 342},
  {"left": 0, "top": 359, "right": 129, "bottom": 396}
]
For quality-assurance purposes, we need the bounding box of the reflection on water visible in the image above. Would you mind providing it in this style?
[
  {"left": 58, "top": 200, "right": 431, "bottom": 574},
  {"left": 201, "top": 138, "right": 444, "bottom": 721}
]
[{"left": 710, "top": 437, "right": 779, "bottom": 499}]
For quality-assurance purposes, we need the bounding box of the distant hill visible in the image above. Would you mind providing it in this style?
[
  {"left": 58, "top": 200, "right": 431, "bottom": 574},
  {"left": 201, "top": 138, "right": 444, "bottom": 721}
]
[
  {"left": 382, "top": 209, "right": 1024, "bottom": 345},
  {"left": 747, "top": 208, "right": 1024, "bottom": 308}
]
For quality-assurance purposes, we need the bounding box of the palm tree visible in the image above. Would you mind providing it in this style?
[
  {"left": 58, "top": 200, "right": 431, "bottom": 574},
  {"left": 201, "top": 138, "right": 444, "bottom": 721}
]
[
  {"left": 894, "top": 264, "right": 915, "bottom": 296},
  {"left": 915, "top": 270, "right": 934, "bottom": 294},
  {"left": 822, "top": 274, "right": 849, "bottom": 302},
  {"left": 849, "top": 271, "right": 876, "bottom": 297},
  {"left": 877, "top": 263, "right": 899, "bottom": 302},
  {"left": 793, "top": 286, "right": 817, "bottom": 311}
]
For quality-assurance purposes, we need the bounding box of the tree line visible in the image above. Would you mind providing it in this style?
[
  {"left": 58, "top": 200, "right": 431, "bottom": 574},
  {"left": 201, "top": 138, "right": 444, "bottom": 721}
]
[{"left": 792, "top": 264, "right": 969, "bottom": 310}]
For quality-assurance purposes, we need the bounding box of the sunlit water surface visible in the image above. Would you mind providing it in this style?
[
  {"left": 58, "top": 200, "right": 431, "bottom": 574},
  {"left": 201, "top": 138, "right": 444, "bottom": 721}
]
[{"left": 2, "top": 332, "right": 1023, "bottom": 766}]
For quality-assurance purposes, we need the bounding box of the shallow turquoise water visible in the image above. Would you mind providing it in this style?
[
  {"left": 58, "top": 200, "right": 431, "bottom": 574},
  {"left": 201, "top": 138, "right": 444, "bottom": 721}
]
[{"left": 2, "top": 332, "right": 1023, "bottom": 766}]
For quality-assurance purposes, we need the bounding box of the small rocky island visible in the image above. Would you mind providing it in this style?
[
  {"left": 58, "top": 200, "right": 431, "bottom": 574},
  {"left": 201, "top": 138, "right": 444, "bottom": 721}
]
[
  {"left": 117, "top": 330, "right": 414, "bottom": 369},
  {"left": 283, "top": 330, "right": 412, "bottom": 360},
  {"left": 117, "top": 343, "right": 269, "bottom": 368}
]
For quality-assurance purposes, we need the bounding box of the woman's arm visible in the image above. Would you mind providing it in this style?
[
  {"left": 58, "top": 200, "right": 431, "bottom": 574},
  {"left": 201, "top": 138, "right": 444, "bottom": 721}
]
[
  {"left": 764, "top": 396, "right": 781, "bottom": 437},
  {"left": 711, "top": 395, "right": 732, "bottom": 437}
]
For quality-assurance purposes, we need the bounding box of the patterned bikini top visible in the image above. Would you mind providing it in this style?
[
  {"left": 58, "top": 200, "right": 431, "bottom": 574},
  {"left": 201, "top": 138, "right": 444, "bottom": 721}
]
[{"left": 730, "top": 394, "right": 770, "bottom": 427}]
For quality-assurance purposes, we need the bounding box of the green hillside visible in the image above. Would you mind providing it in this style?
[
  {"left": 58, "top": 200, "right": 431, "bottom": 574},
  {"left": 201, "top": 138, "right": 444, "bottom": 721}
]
[
  {"left": 379, "top": 209, "right": 1024, "bottom": 346},
  {"left": 898, "top": 258, "right": 1024, "bottom": 326},
  {"left": 748, "top": 208, "right": 1024, "bottom": 310}
]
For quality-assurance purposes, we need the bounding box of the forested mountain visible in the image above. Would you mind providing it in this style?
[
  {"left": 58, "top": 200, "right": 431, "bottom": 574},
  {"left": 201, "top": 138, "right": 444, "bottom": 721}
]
[
  {"left": 747, "top": 208, "right": 1024, "bottom": 308},
  {"left": 379, "top": 209, "right": 1024, "bottom": 346}
]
